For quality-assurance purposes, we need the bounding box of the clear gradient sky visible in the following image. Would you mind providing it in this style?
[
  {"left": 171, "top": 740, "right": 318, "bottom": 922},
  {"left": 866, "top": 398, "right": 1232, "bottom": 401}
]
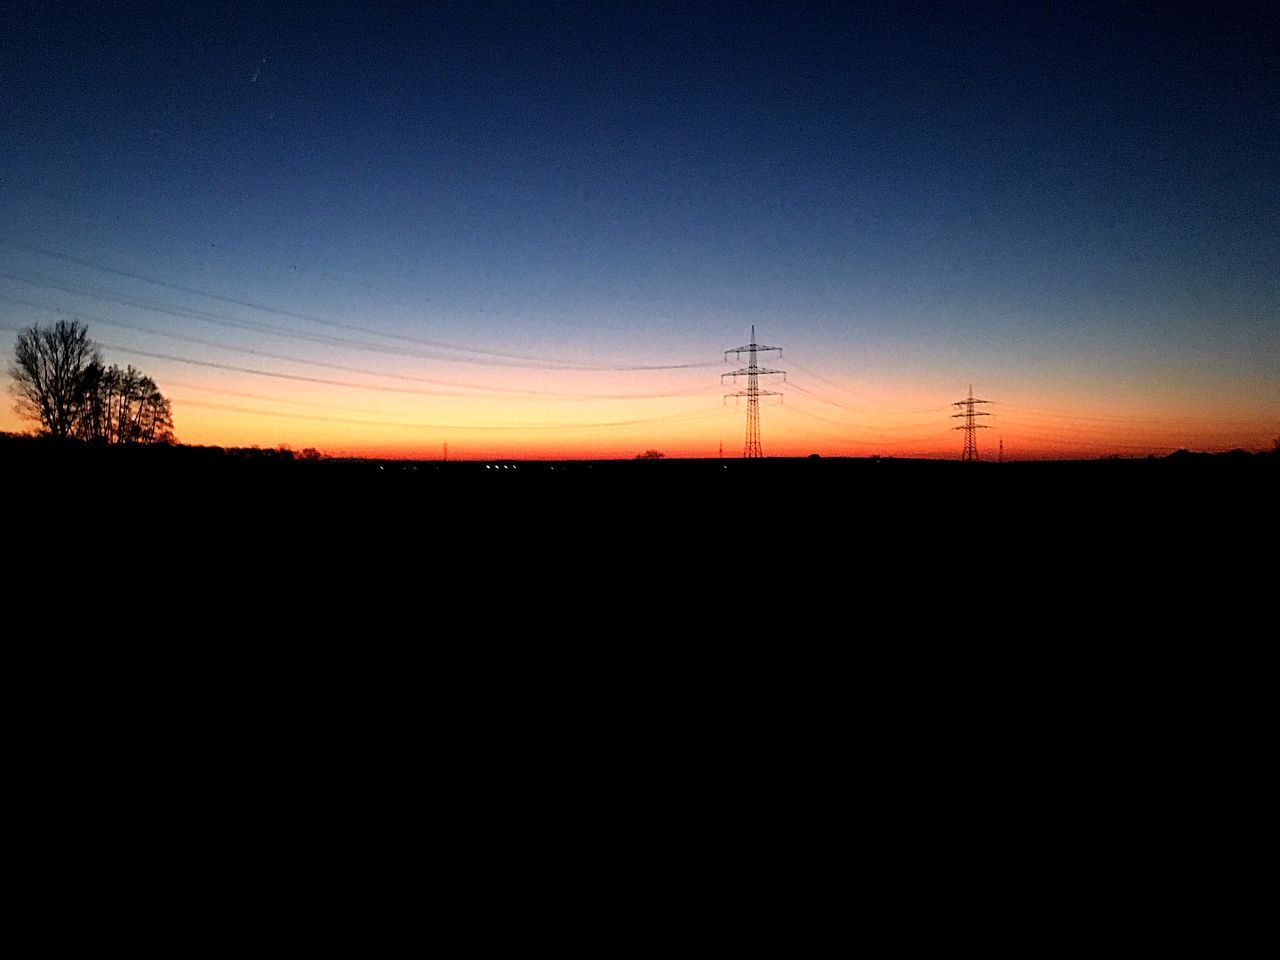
[{"left": 2, "top": 1, "right": 1276, "bottom": 458}]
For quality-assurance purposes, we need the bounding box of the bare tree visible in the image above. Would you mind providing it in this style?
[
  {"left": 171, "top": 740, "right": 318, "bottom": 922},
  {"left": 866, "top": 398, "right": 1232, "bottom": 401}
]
[
  {"left": 136, "top": 376, "right": 175, "bottom": 444},
  {"left": 76, "top": 363, "right": 174, "bottom": 444},
  {"left": 10, "top": 322, "right": 175, "bottom": 443},
  {"left": 9, "top": 320, "right": 100, "bottom": 438}
]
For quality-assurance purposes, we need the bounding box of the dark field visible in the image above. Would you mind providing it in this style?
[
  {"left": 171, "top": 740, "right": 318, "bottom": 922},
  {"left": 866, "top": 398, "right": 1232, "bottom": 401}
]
[
  {"left": 9, "top": 434, "right": 1266, "bottom": 756},
  {"left": 8, "top": 434, "right": 1271, "bottom": 559}
]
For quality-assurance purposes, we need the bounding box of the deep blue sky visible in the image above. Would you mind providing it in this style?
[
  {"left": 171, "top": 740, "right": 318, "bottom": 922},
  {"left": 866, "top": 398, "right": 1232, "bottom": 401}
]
[{"left": 1, "top": 2, "right": 1276, "bottom": 454}]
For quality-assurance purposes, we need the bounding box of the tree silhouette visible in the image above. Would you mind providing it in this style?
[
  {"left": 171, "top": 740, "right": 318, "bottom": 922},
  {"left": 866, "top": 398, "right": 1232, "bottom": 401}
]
[
  {"left": 10, "top": 321, "right": 175, "bottom": 443},
  {"left": 76, "top": 363, "right": 174, "bottom": 444},
  {"left": 9, "top": 319, "right": 100, "bottom": 438},
  {"left": 635, "top": 449, "right": 665, "bottom": 460}
]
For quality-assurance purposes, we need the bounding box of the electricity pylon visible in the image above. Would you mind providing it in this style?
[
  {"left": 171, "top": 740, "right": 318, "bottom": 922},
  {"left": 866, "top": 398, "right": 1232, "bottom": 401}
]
[
  {"left": 724, "top": 325, "right": 784, "bottom": 458},
  {"left": 952, "top": 385, "right": 993, "bottom": 461}
]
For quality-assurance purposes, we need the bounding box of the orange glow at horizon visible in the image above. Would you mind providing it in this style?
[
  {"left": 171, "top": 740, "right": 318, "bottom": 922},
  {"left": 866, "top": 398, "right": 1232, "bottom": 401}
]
[
  {"left": 3, "top": 349, "right": 1274, "bottom": 460},
  {"left": 150, "top": 379, "right": 1280, "bottom": 461}
]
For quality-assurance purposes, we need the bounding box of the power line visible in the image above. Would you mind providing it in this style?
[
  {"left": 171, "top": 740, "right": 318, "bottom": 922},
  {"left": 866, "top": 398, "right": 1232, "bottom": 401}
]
[
  {"left": 0, "top": 238, "right": 720, "bottom": 371},
  {"left": 0, "top": 268, "right": 525, "bottom": 369},
  {"left": 166, "top": 380, "right": 426, "bottom": 418},
  {"left": 996, "top": 404, "right": 1268, "bottom": 429},
  {"left": 0, "top": 321, "right": 586, "bottom": 402},
  {"left": 773, "top": 398, "right": 944, "bottom": 437},
  {"left": 784, "top": 380, "right": 949, "bottom": 422},
  {"left": 774, "top": 404, "right": 956, "bottom": 445},
  {"left": 162, "top": 380, "right": 736, "bottom": 432},
  {"left": 755, "top": 413, "right": 957, "bottom": 452},
  {"left": 0, "top": 321, "right": 734, "bottom": 434},
  {"left": 2, "top": 267, "right": 724, "bottom": 376},
  {"left": 6, "top": 177, "right": 633, "bottom": 333},
  {"left": 783, "top": 359, "right": 952, "bottom": 414},
  {"left": 170, "top": 397, "right": 733, "bottom": 433},
  {"left": 0, "top": 294, "right": 719, "bottom": 401}
]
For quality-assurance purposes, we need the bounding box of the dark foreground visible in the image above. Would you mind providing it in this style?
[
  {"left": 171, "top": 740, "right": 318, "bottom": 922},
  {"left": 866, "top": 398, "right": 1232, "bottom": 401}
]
[
  {"left": 7, "top": 434, "right": 1269, "bottom": 770},
  {"left": 9, "top": 435, "right": 1267, "bottom": 854},
  {"left": 7, "top": 436, "right": 1272, "bottom": 568}
]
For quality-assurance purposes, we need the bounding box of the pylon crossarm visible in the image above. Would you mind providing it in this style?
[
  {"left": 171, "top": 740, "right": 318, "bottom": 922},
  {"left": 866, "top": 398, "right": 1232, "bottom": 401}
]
[
  {"left": 951, "top": 411, "right": 993, "bottom": 417},
  {"left": 722, "top": 367, "right": 785, "bottom": 381}
]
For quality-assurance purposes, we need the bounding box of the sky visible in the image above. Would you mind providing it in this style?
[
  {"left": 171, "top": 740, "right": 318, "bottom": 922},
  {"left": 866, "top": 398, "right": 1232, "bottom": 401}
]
[{"left": 1, "top": 1, "right": 1276, "bottom": 459}]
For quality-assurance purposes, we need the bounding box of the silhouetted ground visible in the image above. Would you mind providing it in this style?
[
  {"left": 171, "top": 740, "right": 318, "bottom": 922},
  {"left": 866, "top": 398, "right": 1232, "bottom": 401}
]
[
  {"left": 7, "top": 434, "right": 1271, "bottom": 568},
  {"left": 8, "top": 433, "right": 1264, "bottom": 815},
  {"left": 7, "top": 434, "right": 1269, "bottom": 647}
]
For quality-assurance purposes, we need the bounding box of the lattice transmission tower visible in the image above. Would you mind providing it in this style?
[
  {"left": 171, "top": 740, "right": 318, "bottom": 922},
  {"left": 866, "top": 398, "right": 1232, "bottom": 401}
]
[
  {"left": 952, "top": 385, "right": 993, "bottom": 461},
  {"left": 723, "top": 326, "right": 784, "bottom": 458}
]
